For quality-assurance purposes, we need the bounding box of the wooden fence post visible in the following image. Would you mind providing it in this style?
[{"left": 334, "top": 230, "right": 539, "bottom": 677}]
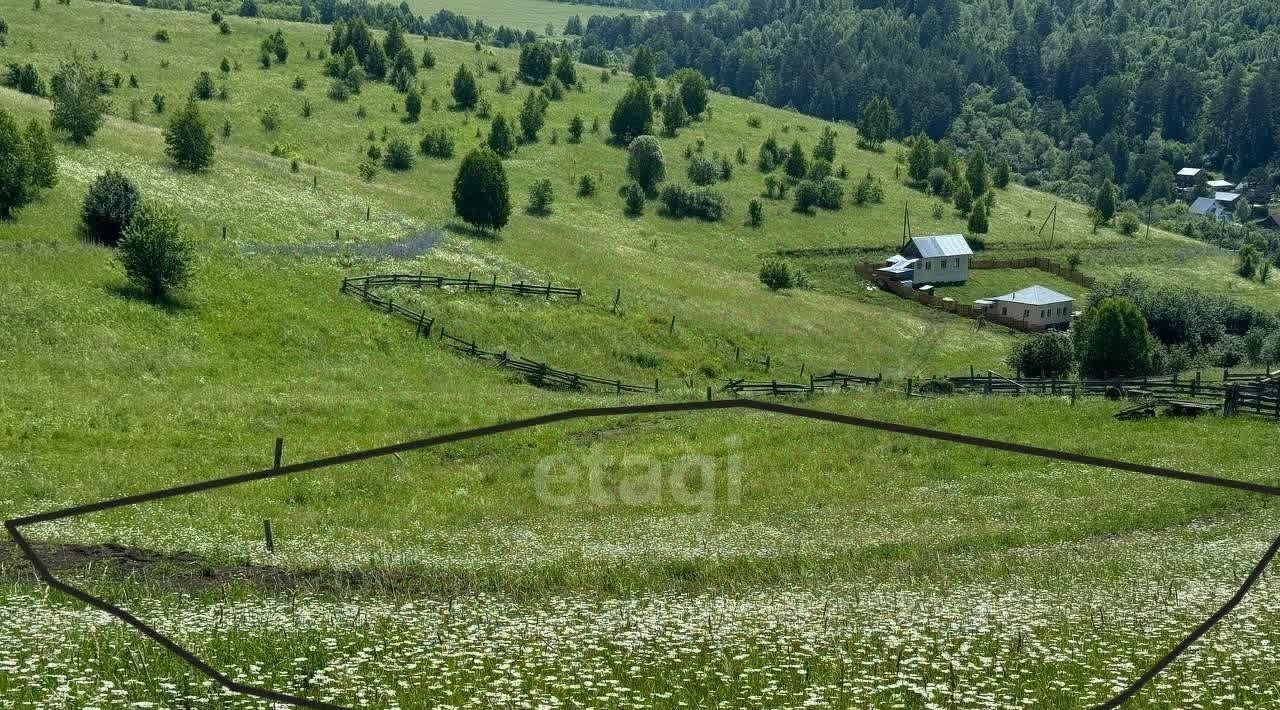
[
  {"left": 612, "top": 288, "right": 621, "bottom": 314},
  {"left": 706, "top": 386, "right": 712, "bottom": 401},
  {"left": 263, "top": 519, "right": 274, "bottom": 553},
  {"left": 273, "top": 437, "right": 283, "bottom": 470},
  {"left": 906, "top": 378, "right": 913, "bottom": 398},
  {"left": 313, "top": 174, "right": 318, "bottom": 188},
  {"left": 366, "top": 205, "right": 371, "bottom": 221},
  {"left": 668, "top": 315, "right": 676, "bottom": 334}
]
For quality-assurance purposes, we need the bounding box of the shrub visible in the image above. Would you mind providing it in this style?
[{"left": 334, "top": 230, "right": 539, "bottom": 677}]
[
  {"left": 748, "top": 198, "right": 763, "bottom": 226},
  {"left": 759, "top": 260, "right": 792, "bottom": 290},
  {"left": 259, "top": 105, "right": 281, "bottom": 131},
  {"left": 622, "top": 179, "right": 645, "bottom": 217},
  {"left": 300, "top": 97, "right": 312, "bottom": 118},
  {"left": 577, "top": 173, "right": 597, "bottom": 197},
  {"left": 567, "top": 114, "right": 584, "bottom": 143},
  {"left": 153, "top": 28, "right": 170, "bottom": 42},
  {"left": 1007, "top": 332, "right": 1074, "bottom": 379},
  {"left": 1118, "top": 211, "right": 1141, "bottom": 236},
  {"left": 404, "top": 87, "right": 421, "bottom": 121},
  {"left": 327, "top": 80, "right": 350, "bottom": 102},
  {"left": 793, "top": 180, "right": 820, "bottom": 213},
  {"left": 626, "top": 135, "right": 665, "bottom": 196},
  {"left": 419, "top": 126, "right": 455, "bottom": 158},
  {"left": 817, "top": 177, "right": 843, "bottom": 210},
  {"left": 292, "top": 75, "right": 306, "bottom": 90},
  {"left": 383, "top": 137, "right": 413, "bottom": 170},
  {"left": 609, "top": 80, "right": 653, "bottom": 144},
  {"left": 218, "top": 20, "right": 231, "bottom": 34},
  {"left": 658, "top": 183, "right": 727, "bottom": 222},
  {"left": 527, "top": 177, "right": 553, "bottom": 215},
  {"left": 118, "top": 203, "right": 193, "bottom": 298},
  {"left": 22, "top": 119, "right": 56, "bottom": 190},
  {"left": 687, "top": 153, "right": 717, "bottom": 186},
  {"left": 487, "top": 113, "right": 517, "bottom": 157}
]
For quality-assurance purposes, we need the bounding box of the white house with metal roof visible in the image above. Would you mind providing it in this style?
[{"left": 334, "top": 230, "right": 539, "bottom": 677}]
[
  {"left": 983, "top": 285, "right": 1074, "bottom": 330},
  {"left": 878, "top": 234, "right": 972, "bottom": 285}
]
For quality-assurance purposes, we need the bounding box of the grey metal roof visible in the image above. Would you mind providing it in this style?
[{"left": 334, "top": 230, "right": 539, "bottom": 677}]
[
  {"left": 909, "top": 234, "right": 972, "bottom": 258},
  {"left": 1207, "top": 180, "right": 1234, "bottom": 189},
  {"left": 1177, "top": 167, "right": 1203, "bottom": 176},
  {"left": 990, "top": 285, "right": 1073, "bottom": 306},
  {"left": 1214, "top": 191, "right": 1241, "bottom": 202},
  {"left": 1190, "top": 197, "right": 1222, "bottom": 215},
  {"left": 877, "top": 259, "right": 916, "bottom": 275}
]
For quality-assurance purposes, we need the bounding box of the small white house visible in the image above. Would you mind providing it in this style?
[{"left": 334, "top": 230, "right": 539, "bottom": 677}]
[
  {"left": 984, "top": 285, "right": 1074, "bottom": 330},
  {"left": 882, "top": 234, "right": 973, "bottom": 286},
  {"left": 1190, "top": 196, "right": 1231, "bottom": 221}
]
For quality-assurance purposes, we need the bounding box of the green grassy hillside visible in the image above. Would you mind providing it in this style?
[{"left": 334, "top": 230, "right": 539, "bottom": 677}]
[{"left": 2, "top": 2, "right": 1280, "bottom": 708}]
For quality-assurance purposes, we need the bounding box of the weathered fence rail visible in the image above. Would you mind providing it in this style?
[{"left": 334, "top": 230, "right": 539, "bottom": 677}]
[
  {"left": 440, "top": 331, "right": 660, "bottom": 393},
  {"left": 723, "top": 371, "right": 881, "bottom": 396},
  {"left": 340, "top": 277, "right": 435, "bottom": 337},
  {"left": 343, "top": 273, "right": 582, "bottom": 300}
]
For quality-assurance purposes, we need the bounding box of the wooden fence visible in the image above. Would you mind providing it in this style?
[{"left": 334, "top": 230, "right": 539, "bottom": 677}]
[
  {"left": 342, "top": 273, "right": 582, "bottom": 300},
  {"left": 723, "top": 371, "right": 882, "bottom": 396},
  {"left": 943, "top": 369, "right": 1280, "bottom": 420},
  {"left": 341, "top": 273, "right": 659, "bottom": 394}
]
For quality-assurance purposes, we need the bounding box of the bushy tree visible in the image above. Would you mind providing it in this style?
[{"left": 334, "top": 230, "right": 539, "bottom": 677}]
[
  {"left": 452, "top": 148, "right": 510, "bottom": 233},
  {"left": 82, "top": 169, "right": 140, "bottom": 244},
  {"left": 748, "top": 197, "right": 763, "bottom": 226},
  {"left": 626, "top": 135, "right": 665, "bottom": 196},
  {"left": 163, "top": 98, "right": 215, "bottom": 171},
  {"left": 609, "top": 80, "right": 653, "bottom": 144},
  {"left": 1007, "top": 332, "right": 1074, "bottom": 379},
  {"left": 817, "top": 176, "right": 843, "bottom": 209},
  {"left": 451, "top": 64, "right": 479, "bottom": 110},
  {"left": 118, "top": 203, "right": 194, "bottom": 299},
  {"left": 518, "top": 42, "right": 554, "bottom": 84},
  {"left": 567, "top": 114, "right": 584, "bottom": 143},
  {"left": 672, "top": 68, "right": 709, "bottom": 118},
  {"left": 553, "top": 50, "right": 576, "bottom": 87},
  {"left": 859, "top": 96, "right": 893, "bottom": 149},
  {"left": 527, "top": 177, "right": 553, "bottom": 215},
  {"left": 658, "top": 183, "right": 727, "bottom": 221},
  {"left": 1075, "top": 296, "right": 1154, "bottom": 378},
  {"left": 757, "top": 135, "right": 784, "bottom": 172},
  {"left": 487, "top": 113, "right": 517, "bottom": 157},
  {"left": 793, "top": 180, "right": 820, "bottom": 213},
  {"left": 22, "top": 119, "right": 56, "bottom": 189},
  {"left": 577, "top": 173, "right": 596, "bottom": 196},
  {"left": 0, "top": 111, "right": 31, "bottom": 218},
  {"left": 661, "top": 90, "right": 687, "bottom": 136},
  {"left": 993, "top": 159, "right": 1011, "bottom": 188},
  {"left": 50, "top": 58, "right": 108, "bottom": 144},
  {"left": 630, "top": 46, "right": 655, "bottom": 80}
]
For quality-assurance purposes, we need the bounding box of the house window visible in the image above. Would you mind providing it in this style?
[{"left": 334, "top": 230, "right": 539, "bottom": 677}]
[
  {"left": 924, "top": 260, "right": 932, "bottom": 270},
  {"left": 1023, "top": 309, "right": 1030, "bottom": 318},
  {"left": 1001, "top": 307, "right": 1007, "bottom": 315}
]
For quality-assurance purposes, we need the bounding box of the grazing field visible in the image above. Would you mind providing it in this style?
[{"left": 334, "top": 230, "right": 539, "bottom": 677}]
[
  {"left": 2, "top": 1, "right": 1280, "bottom": 708},
  {"left": 401, "top": 0, "right": 641, "bottom": 33}
]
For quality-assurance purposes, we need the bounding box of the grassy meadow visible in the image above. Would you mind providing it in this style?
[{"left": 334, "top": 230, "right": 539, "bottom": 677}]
[{"left": 2, "top": 1, "right": 1280, "bottom": 708}]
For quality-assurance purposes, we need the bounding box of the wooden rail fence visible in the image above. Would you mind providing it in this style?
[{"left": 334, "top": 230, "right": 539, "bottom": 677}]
[
  {"left": 440, "top": 330, "right": 660, "bottom": 393},
  {"left": 723, "top": 371, "right": 882, "bottom": 396},
  {"left": 343, "top": 273, "right": 582, "bottom": 300}
]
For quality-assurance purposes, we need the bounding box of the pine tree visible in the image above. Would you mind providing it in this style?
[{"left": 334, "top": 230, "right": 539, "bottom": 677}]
[
  {"left": 452, "top": 147, "right": 511, "bottom": 233},
  {"left": 164, "top": 98, "right": 215, "bottom": 171},
  {"left": 518, "top": 90, "right": 548, "bottom": 143},
  {"left": 487, "top": 113, "right": 516, "bottom": 157},
  {"left": 567, "top": 114, "right": 584, "bottom": 143},
  {"left": 993, "top": 159, "right": 1011, "bottom": 189},
  {"left": 404, "top": 87, "right": 421, "bottom": 122},
  {"left": 382, "top": 20, "right": 405, "bottom": 65},
  {"left": 554, "top": 50, "right": 576, "bottom": 88},
  {"left": 907, "top": 135, "right": 933, "bottom": 184},
  {"left": 0, "top": 110, "right": 32, "bottom": 218},
  {"left": 609, "top": 80, "right": 653, "bottom": 144},
  {"left": 1094, "top": 178, "right": 1117, "bottom": 223},
  {"left": 630, "top": 46, "right": 655, "bottom": 80},
  {"left": 813, "top": 126, "right": 837, "bottom": 163},
  {"left": 784, "top": 141, "right": 808, "bottom": 180},
  {"left": 953, "top": 178, "right": 973, "bottom": 214},
  {"left": 966, "top": 147, "right": 989, "bottom": 196},
  {"left": 967, "top": 198, "right": 989, "bottom": 233},
  {"left": 22, "top": 119, "right": 57, "bottom": 189},
  {"left": 452, "top": 64, "right": 479, "bottom": 110}
]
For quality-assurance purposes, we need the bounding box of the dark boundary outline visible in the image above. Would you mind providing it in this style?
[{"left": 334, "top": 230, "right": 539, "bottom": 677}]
[{"left": 6, "top": 399, "right": 1280, "bottom": 710}]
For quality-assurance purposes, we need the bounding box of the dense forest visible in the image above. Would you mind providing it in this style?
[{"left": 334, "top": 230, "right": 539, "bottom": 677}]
[{"left": 577, "top": 0, "right": 1280, "bottom": 205}]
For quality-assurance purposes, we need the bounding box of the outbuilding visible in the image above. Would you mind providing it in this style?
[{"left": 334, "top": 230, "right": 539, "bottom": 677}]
[{"left": 896, "top": 234, "right": 973, "bottom": 286}]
